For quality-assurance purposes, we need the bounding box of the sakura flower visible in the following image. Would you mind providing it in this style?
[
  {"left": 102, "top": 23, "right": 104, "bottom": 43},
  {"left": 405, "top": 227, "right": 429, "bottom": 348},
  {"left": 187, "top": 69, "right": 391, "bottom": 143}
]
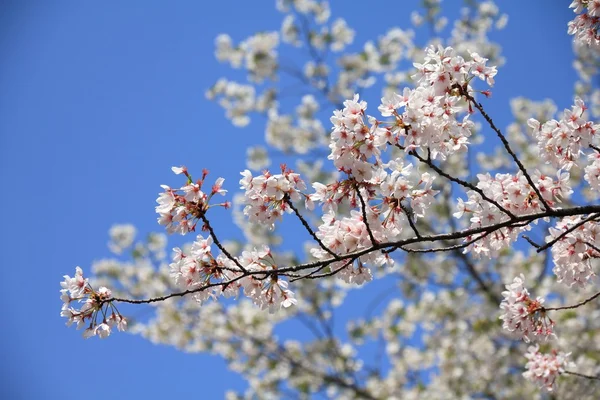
[
  {"left": 547, "top": 216, "right": 599, "bottom": 287},
  {"left": 60, "top": 267, "right": 125, "bottom": 339},
  {"left": 499, "top": 275, "right": 555, "bottom": 343},
  {"left": 523, "top": 345, "right": 575, "bottom": 392},
  {"left": 95, "top": 323, "right": 112, "bottom": 339},
  {"left": 239, "top": 165, "right": 306, "bottom": 229},
  {"left": 156, "top": 168, "right": 228, "bottom": 235}
]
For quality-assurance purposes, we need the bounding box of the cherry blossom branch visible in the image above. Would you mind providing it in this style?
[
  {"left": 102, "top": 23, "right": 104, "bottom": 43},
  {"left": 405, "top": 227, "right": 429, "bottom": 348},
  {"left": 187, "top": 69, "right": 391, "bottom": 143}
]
[
  {"left": 284, "top": 196, "right": 340, "bottom": 259},
  {"left": 290, "top": 257, "right": 355, "bottom": 282},
  {"left": 536, "top": 213, "right": 600, "bottom": 253},
  {"left": 442, "top": 202, "right": 500, "bottom": 303},
  {"left": 585, "top": 241, "right": 600, "bottom": 255},
  {"left": 460, "top": 88, "right": 551, "bottom": 212},
  {"left": 397, "top": 227, "right": 492, "bottom": 254},
  {"left": 294, "top": 258, "right": 357, "bottom": 281},
  {"left": 107, "top": 274, "right": 246, "bottom": 305},
  {"left": 353, "top": 182, "right": 378, "bottom": 244},
  {"left": 563, "top": 370, "right": 600, "bottom": 381},
  {"left": 590, "top": 144, "right": 600, "bottom": 154},
  {"left": 199, "top": 213, "right": 248, "bottom": 273},
  {"left": 522, "top": 235, "right": 541, "bottom": 248},
  {"left": 406, "top": 147, "right": 516, "bottom": 219},
  {"left": 543, "top": 290, "right": 600, "bottom": 312},
  {"left": 102, "top": 205, "right": 600, "bottom": 307},
  {"left": 398, "top": 201, "right": 421, "bottom": 238}
]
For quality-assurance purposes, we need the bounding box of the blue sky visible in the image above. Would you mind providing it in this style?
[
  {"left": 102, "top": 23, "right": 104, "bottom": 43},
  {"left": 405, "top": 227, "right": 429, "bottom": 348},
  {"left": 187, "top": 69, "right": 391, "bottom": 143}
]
[{"left": 0, "top": 1, "right": 575, "bottom": 399}]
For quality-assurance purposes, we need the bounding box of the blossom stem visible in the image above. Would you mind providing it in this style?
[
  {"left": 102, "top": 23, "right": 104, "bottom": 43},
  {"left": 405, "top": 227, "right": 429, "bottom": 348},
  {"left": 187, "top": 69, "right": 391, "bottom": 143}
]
[
  {"left": 353, "top": 182, "right": 378, "bottom": 245},
  {"left": 198, "top": 213, "right": 248, "bottom": 273},
  {"left": 563, "top": 370, "right": 600, "bottom": 381},
  {"left": 284, "top": 196, "right": 340, "bottom": 259},
  {"left": 544, "top": 290, "right": 600, "bottom": 312},
  {"left": 405, "top": 146, "right": 516, "bottom": 219},
  {"left": 462, "top": 89, "right": 551, "bottom": 212},
  {"left": 536, "top": 213, "right": 600, "bottom": 253}
]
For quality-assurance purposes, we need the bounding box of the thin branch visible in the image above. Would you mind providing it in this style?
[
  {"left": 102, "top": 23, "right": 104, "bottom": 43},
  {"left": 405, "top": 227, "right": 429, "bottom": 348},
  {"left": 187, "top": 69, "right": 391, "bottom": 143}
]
[
  {"left": 398, "top": 201, "right": 421, "bottom": 238},
  {"left": 406, "top": 147, "right": 516, "bottom": 219},
  {"left": 536, "top": 213, "right": 600, "bottom": 253},
  {"left": 285, "top": 196, "right": 340, "bottom": 259},
  {"left": 199, "top": 213, "right": 248, "bottom": 273},
  {"left": 300, "top": 258, "right": 356, "bottom": 280},
  {"left": 522, "top": 235, "right": 541, "bottom": 249},
  {"left": 109, "top": 274, "right": 246, "bottom": 305},
  {"left": 585, "top": 241, "right": 600, "bottom": 255},
  {"left": 564, "top": 370, "right": 600, "bottom": 381},
  {"left": 544, "top": 290, "right": 600, "bottom": 312},
  {"left": 353, "top": 182, "right": 378, "bottom": 245},
  {"left": 590, "top": 144, "right": 600, "bottom": 154},
  {"left": 461, "top": 88, "right": 551, "bottom": 212},
  {"left": 104, "top": 205, "right": 600, "bottom": 306}
]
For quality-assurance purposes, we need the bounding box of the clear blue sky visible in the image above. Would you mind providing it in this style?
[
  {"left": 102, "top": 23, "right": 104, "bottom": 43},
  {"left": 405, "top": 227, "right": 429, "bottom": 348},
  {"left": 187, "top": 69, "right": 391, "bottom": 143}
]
[{"left": 0, "top": 1, "right": 574, "bottom": 399}]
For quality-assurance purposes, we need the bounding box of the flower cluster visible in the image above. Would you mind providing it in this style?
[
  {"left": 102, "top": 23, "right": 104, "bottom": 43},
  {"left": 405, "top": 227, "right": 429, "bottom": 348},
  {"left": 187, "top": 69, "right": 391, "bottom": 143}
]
[
  {"left": 584, "top": 151, "right": 600, "bottom": 190},
  {"left": 169, "top": 236, "right": 297, "bottom": 312},
  {"left": 528, "top": 97, "right": 599, "bottom": 170},
  {"left": 238, "top": 246, "right": 297, "bottom": 311},
  {"left": 523, "top": 345, "right": 575, "bottom": 392},
  {"left": 60, "top": 267, "right": 126, "bottom": 339},
  {"left": 215, "top": 32, "right": 279, "bottom": 83},
  {"left": 456, "top": 171, "right": 572, "bottom": 257},
  {"left": 265, "top": 95, "right": 327, "bottom": 154},
  {"left": 156, "top": 167, "right": 229, "bottom": 235},
  {"left": 328, "top": 94, "right": 393, "bottom": 182},
  {"left": 310, "top": 209, "right": 384, "bottom": 285},
  {"left": 568, "top": 0, "right": 600, "bottom": 50},
  {"left": 499, "top": 275, "right": 555, "bottom": 343},
  {"left": 547, "top": 215, "right": 599, "bottom": 287},
  {"left": 240, "top": 165, "right": 307, "bottom": 229},
  {"left": 397, "top": 45, "right": 496, "bottom": 159}
]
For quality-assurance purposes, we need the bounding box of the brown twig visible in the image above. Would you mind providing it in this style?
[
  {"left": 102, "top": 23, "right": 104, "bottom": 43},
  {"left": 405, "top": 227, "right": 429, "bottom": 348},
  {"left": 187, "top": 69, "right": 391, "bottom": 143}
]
[
  {"left": 563, "top": 370, "right": 600, "bottom": 381},
  {"left": 353, "top": 181, "right": 378, "bottom": 245},
  {"left": 461, "top": 88, "right": 551, "bottom": 212},
  {"left": 406, "top": 147, "right": 515, "bottom": 219},
  {"left": 104, "top": 205, "right": 600, "bottom": 306},
  {"left": 285, "top": 196, "right": 340, "bottom": 259},
  {"left": 544, "top": 290, "right": 600, "bottom": 312}
]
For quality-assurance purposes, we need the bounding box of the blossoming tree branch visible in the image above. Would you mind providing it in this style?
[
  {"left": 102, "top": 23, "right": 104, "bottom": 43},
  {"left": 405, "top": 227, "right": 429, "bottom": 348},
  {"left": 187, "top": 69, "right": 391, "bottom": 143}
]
[{"left": 60, "top": 1, "right": 600, "bottom": 397}]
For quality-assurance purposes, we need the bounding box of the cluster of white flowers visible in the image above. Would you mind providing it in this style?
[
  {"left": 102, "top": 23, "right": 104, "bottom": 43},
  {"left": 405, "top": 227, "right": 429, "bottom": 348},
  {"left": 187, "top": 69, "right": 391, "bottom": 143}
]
[
  {"left": 568, "top": 0, "right": 600, "bottom": 51},
  {"left": 309, "top": 209, "right": 383, "bottom": 285},
  {"left": 238, "top": 246, "right": 297, "bottom": 311},
  {"left": 276, "top": 0, "right": 331, "bottom": 24},
  {"left": 449, "top": 1, "right": 507, "bottom": 67},
  {"left": 239, "top": 165, "right": 307, "bottom": 229},
  {"left": 528, "top": 97, "right": 599, "bottom": 170},
  {"left": 170, "top": 236, "right": 296, "bottom": 312},
  {"left": 584, "top": 151, "right": 600, "bottom": 190},
  {"left": 108, "top": 224, "right": 137, "bottom": 255},
  {"left": 403, "top": 46, "right": 496, "bottom": 159},
  {"left": 499, "top": 274, "right": 554, "bottom": 343},
  {"left": 205, "top": 79, "right": 277, "bottom": 127},
  {"left": 215, "top": 32, "right": 279, "bottom": 83},
  {"left": 265, "top": 95, "right": 327, "bottom": 154},
  {"left": 523, "top": 345, "right": 575, "bottom": 392},
  {"left": 155, "top": 167, "right": 228, "bottom": 235},
  {"left": 455, "top": 170, "right": 572, "bottom": 257},
  {"left": 328, "top": 94, "right": 392, "bottom": 182},
  {"left": 547, "top": 215, "right": 599, "bottom": 287},
  {"left": 60, "top": 267, "right": 126, "bottom": 339}
]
